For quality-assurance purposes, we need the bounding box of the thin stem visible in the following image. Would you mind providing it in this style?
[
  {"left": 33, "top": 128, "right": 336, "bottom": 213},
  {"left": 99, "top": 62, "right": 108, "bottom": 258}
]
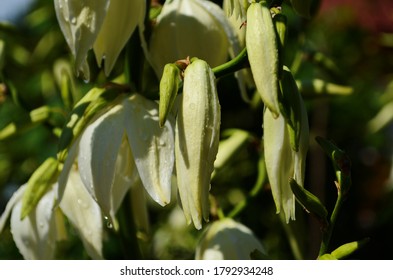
[
  {"left": 318, "top": 188, "right": 344, "bottom": 256},
  {"left": 228, "top": 154, "right": 267, "bottom": 218},
  {"left": 212, "top": 47, "right": 248, "bottom": 78}
]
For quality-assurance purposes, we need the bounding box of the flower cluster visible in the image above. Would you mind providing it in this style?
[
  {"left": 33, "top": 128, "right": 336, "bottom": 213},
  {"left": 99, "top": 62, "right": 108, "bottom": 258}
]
[{"left": 0, "top": 0, "right": 313, "bottom": 259}]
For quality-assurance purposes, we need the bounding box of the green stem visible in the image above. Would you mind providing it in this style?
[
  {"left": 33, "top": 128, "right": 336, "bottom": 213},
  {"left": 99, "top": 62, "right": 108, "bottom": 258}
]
[
  {"left": 228, "top": 154, "right": 267, "bottom": 218},
  {"left": 318, "top": 189, "right": 344, "bottom": 256},
  {"left": 212, "top": 47, "right": 248, "bottom": 78}
]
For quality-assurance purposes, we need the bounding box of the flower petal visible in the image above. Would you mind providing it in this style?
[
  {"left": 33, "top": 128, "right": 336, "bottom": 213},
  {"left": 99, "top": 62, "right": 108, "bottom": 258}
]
[
  {"left": 0, "top": 185, "right": 26, "bottom": 234},
  {"left": 110, "top": 135, "right": 139, "bottom": 219},
  {"left": 10, "top": 187, "right": 57, "bottom": 259},
  {"left": 123, "top": 94, "right": 174, "bottom": 206},
  {"left": 149, "top": 0, "right": 230, "bottom": 76},
  {"left": 54, "top": 0, "right": 110, "bottom": 79},
  {"left": 263, "top": 108, "right": 295, "bottom": 222},
  {"left": 93, "top": 0, "right": 146, "bottom": 75},
  {"left": 59, "top": 166, "right": 104, "bottom": 259},
  {"left": 78, "top": 104, "right": 124, "bottom": 218},
  {"left": 195, "top": 218, "right": 265, "bottom": 260}
]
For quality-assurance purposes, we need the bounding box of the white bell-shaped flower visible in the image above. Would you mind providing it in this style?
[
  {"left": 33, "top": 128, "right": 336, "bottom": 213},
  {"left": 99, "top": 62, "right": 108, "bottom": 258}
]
[
  {"left": 0, "top": 168, "right": 103, "bottom": 259},
  {"left": 148, "top": 0, "right": 239, "bottom": 77},
  {"left": 54, "top": 0, "right": 146, "bottom": 79},
  {"left": 263, "top": 100, "right": 309, "bottom": 222},
  {"left": 195, "top": 218, "right": 265, "bottom": 260},
  {"left": 57, "top": 94, "right": 175, "bottom": 222}
]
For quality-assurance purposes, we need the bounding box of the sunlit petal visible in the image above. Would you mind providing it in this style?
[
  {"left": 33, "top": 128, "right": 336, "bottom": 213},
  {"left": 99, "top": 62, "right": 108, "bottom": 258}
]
[
  {"left": 59, "top": 167, "right": 103, "bottom": 260},
  {"left": 10, "top": 187, "right": 57, "bottom": 260},
  {"left": 123, "top": 94, "right": 174, "bottom": 206},
  {"left": 78, "top": 104, "right": 124, "bottom": 218},
  {"left": 93, "top": 0, "right": 146, "bottom": 75},
  {"left": 54, "top": 0, "right": 110, "bottom": 79}
]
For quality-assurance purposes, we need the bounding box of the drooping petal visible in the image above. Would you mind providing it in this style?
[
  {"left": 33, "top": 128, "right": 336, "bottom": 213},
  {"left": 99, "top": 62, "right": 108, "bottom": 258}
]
[
  {"left": 93, "top": 0, "right": 146, "bottom": 75},
  {"left": 110, "top": 135, "right": 140, "bottom": 219},
  {"left": 10, "top": 187, "right": 57, "bottom": 260},
  {"left": 263, "top": 108, "right": 295, "bottom": 222},
  {"left": 54, "top": 0, "right": 110, "bottom": 79},
  {"left": 59, "top": 167, "right": 103, "bottom": 260},
  {"left": 123, "top": 94, "right": 175, "bottom": 206},
  {"left": 175, "top": 59, "right": 220, "bottom": 229},
  {"left": 0, "top": 185, "right": 26, "bottom": 234},
  {"left": 78, "top": 104, "right": 124, "bottom": 218}
]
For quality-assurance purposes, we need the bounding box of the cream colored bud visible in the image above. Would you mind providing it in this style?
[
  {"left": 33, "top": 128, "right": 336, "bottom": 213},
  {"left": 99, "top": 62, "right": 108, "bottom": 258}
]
[
  {"left": 175, "top": 59, "right": 220, "bottom": 230},
  {"left": 246, "top": 1, "right": 280, "bottom": 116}
]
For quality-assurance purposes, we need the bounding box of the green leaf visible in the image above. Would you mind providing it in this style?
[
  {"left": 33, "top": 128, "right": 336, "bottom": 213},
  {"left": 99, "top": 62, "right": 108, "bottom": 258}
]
[
  {"left": 278, "top": 66, "right": 302, "bottom": 151},
  {"left": 21, "top": 157, "right": 60, "bottom": 219},
  {"left": 330, "top": 238, "right": 369, "bottom": 260},
  {"left": 289, "top": 178, "right": 328, "bottom": 225},
  {"left": 57, "top": 85, "right": 125, "bottom": 163}
]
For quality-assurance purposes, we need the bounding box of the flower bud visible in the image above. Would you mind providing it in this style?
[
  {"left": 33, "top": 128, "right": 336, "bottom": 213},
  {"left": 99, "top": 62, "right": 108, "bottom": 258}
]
[
  {"left": 159, "top": 63, "right": 182, "bottom": 127},
  {"left": 246, "top": 1, "right": 280, "bottom": 116},
  {"left": 195, "top": 218, "right": 265, "bottom": 260},
  {"left": 175, "top": 59, "right": 220, "bottom": 230}
]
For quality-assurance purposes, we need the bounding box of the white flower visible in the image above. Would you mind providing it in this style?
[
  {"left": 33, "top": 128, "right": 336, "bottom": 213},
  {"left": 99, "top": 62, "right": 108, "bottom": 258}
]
[
  {"left": 57, "top": 94, "right": 175, "bottom": 223},
  {"left": 263, "top": 100, "right": 309, "bottom": 222},
  {"left": 148, "top": 0, "right": 239, "bottom": 77},
  {"left": 54, "top": 0, "right": 146, "bottom": 79},
  {"left": 175, "top": 59, "right": 220, "bottom": 230},
  {"left": 195, "top": 218, "right": 265, "bottom": 260},
  {"left": 0, "top": 168, "right": 103, "bottom": 259}
]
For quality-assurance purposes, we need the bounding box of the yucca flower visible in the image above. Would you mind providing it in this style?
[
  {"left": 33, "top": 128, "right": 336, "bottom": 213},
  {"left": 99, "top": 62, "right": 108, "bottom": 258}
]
[
  {"left": 263, "top": 99, "right": 309, "bottom": 222},
  {"left": 57, "top": 93, "right": 175, "bottom": 223},
  {"left": 195, "top": 218, "right": 265, "bottom": 260},
  {"left": 54, "top": 0, "right": 146, "bottom": 80},
  {"left": 175, "top": 59, "right": 220, "bottom": 230},
  {"left": 0, "top": 168, "right": 103, "bottom": 259},
  {"left": 148, "top": 0, "right": 239, "bottom": 77}
]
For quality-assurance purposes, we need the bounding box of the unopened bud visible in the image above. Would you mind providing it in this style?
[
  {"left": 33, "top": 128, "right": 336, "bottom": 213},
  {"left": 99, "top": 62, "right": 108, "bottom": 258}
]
[
  {"left": 246, "top": 1, "right": 280, "bottom": 117},
  {"left": 159, "top": 63, "right": 182, "bottom": 127},
  {"left": 175, "top": 59, "right": 220, "bottom": 230}
]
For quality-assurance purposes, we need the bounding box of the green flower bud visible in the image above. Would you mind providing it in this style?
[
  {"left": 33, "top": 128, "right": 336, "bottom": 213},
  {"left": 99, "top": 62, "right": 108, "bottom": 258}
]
[
  {"left": 246, "top": 1, "right": 280, "bottom": 117},
  {"left": 195, "top": 218, "right": 265, "bottom": 260},
  {"left": 175, "top": 59, "right": 220, "bottom": 230},
  {"left": 159, "top": 63, "right": 182, "bottom": 127},
  {"left": 20, "top": 157, "right": 60, "bottom": 219}
]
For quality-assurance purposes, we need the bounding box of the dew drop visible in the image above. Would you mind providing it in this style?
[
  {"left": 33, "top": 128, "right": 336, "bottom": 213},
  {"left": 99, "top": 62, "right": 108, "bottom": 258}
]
[
  {"left": 70, "top": 17, "right": 76, "bottom": 25},
  {"left": 104, "top": 216, "right": 113, "bottom": 229}
]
